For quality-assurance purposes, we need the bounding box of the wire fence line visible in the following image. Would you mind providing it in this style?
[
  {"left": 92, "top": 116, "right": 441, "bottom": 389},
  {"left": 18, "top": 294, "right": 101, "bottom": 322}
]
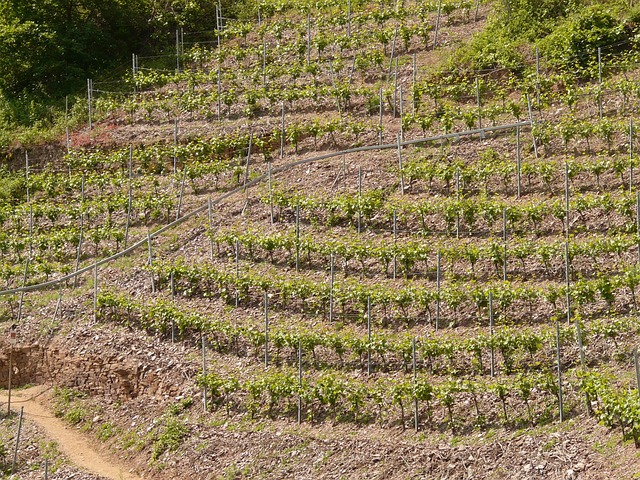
[{"left": 0, "top": 120, "right": 530, "bottom": 297}]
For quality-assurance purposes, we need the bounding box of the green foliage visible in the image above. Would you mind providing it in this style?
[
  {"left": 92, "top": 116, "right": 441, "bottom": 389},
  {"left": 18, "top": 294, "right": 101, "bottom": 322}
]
[
  {"left": 539, "top": 6, "right": 631, "bottom": 74},
  {"left": 151, "top": 417, "right": 189, "bottom": 461},
  {"left": 0, "top": 0, "right": 151, "bottom": 100},
  {"left": 495, "top": 0, "right": 584, "bottom": 41},
  {"left": 0, "top": 167, "right": 26, "bottom": 206},
  {"left": 448, "top": 26, "right": 525, "bottom": 73}
]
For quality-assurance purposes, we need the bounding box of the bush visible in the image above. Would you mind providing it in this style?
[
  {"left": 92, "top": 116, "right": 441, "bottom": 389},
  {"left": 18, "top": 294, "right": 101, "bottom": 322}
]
[
  {"left": 539, "top": 6, "right": 630, "bottom": 75},
  {"left": 448, "top": 26, "right": 525, "bottom": 73}
]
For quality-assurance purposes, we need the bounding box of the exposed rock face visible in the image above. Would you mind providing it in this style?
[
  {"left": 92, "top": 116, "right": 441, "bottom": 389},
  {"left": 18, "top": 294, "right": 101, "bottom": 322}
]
[{"left": 0, "top": 337, "right": 191, "bottom": 401}]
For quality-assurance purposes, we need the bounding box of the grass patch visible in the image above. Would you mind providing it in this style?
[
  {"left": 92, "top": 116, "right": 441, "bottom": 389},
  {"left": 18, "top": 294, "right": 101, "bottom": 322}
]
[{"left": 151, "top": 417, "right": 189, "bottom": 461}]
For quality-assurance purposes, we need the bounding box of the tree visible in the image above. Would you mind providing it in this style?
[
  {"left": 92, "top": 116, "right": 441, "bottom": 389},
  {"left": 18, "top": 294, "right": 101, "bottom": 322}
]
[{"left": 0, "top": 0, "right": 153, "bottom": 100}]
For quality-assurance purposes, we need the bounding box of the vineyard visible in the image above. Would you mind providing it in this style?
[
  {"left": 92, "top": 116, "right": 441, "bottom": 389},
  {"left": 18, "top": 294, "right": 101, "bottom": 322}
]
[{"left": 4, "top": 0, "right": 640, "bottom": 478}]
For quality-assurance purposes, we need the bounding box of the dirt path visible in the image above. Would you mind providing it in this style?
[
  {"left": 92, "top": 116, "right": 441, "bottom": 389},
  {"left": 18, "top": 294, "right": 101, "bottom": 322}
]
[{"left": 0, "top": 386, "right": 142, "bottom": 480}]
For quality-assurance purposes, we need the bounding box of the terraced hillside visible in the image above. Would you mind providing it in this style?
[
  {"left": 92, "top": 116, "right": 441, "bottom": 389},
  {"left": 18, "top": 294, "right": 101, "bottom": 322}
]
[{"left": 3, "top": 0, "right": 640, "bottom": 478}]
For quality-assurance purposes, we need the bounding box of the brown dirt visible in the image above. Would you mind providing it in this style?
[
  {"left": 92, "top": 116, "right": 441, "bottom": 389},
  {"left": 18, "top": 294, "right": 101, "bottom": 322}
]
[{"left": 0, "top": 386, "right": 141, "bottom": 480}]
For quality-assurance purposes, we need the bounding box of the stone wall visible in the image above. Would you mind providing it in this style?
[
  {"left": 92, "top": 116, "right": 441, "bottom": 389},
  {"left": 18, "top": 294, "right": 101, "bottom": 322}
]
[{"left": 0, "top": 340, "right": 183, "bottom": 402}]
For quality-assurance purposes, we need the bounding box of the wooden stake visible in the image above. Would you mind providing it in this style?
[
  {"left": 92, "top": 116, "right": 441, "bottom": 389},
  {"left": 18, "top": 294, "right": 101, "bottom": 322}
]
[
  {"left": 455, "top": 169, "right": 460, "bottom": 239},
  {"left": 393, "top": 210, "right": 397, "bottom": 278},
  {"left": 556, "top": 320, "right": 564, "bottom": 422},
  {"left": 170, "top": 271, "right": 175, "bottom": 343},
  {"left": 173, "top": 119, "right": 178, "bottom": 174},
  {"left": 516, "top": 125, "right": 521, "bottom": 198},
  {"left": 503, "top": 208, "right": 507, "bottom": 281},
  {"left": 526, "top": 94, "right": 538, "bottom": 158},
  {"left": 65, "top": 97, "right": 70, "bottom": 153},
  {"left": 434, "top": 0, "right": 442, "bottom": 48},
  {"left": 379, "top": 87, "right": 383, "bottom": 145},
  {"left": 637, "top": 191, "right": 640, "bottom": 264},
  {"left": 147, "top": 231, "right": 155, "bottom": 293},
  {"left": 298, "top": 340, "right": 303, "bottom": 424},
  {"left": 393, "top": 58, "right": 398, "bottom": 117},
  {"left": 635, "top": 347, "right": 640, "bottom": 396},
  {"left": 235, "top": 240, "right": 239, "bottom": 307},
  {"left": 124, "top": 146, "right": 133, "bottom": 249},
  {"left": 176, "top": 29, "right": 181, "bottom": 72},
  {"left": 10, "top": 406, "right": 23, "bottom": 473},
  {"left": 475, "top": 77, "right": 482, "bottom": 131},
  {"left": 217, "top": 67, "right": 221, "bottom": 120},
  {"left": 565, "top": 162, "right": 570, "bottom": 238},
  {"left": 367, "top": 296, "right": 372, "bottom": 375},
  {"left": 357, "top": 166, "right": 363, "bottom": 233},
  {"left": 262, "top": 38, "right": 267, "bottom": 86},
  {"left": 268, "top": 161, "right": 274, "bottom": 224},
  {"left": 25, "top": 152, "right": 29, "bottom": 204},
  {"left": 73, "top": 213, "right": 84, "bottom": 288},
  {"left": 243, "top": 131, "right": 253, "bottom": 191},
  {"left": 93, "top": 262, "right": 98, "bottom": 322},
  {"left": 329, "top": 253, "right": 335, "bottom": 321},
  {"left": 630, "top": 118, "right": 634, "bottom": 192},
  {"left": 295, "top": 204, "right": 300, "bottom": 270},
  {"left": 202, "top": 334, "right": 208, "bottom": 410},
  {"left": 565, "top": 240, "right": 571, "bottom": 326},
  {"left": 413, "top": 338, "right": 418, "bottom": 432},
  {"left": 264, "top": 292, "right": 269, "bottom": 367},
  {"left": 598, "top": 47, "right": 603, "bottom": 119},
  {"left": 307, "top": 14, "right": 311, "bottom": 66},
  {"left": 208, "top": 198, "right": 215, "bottom": 261},
  {"left": 280, "top": 102, "right": 285, "bottom": 159},
  {"left": 436, "top": 250, "right": 441, "bottom": 331},
  {"left": 87, "top": 79, "right": 92, "bottom": 131},
  {"left": 388, "top": 27, "right": 398, "bottom": 75},
  {"left": 397, "top": 135, "right": 405, "bottom": 194},
  {"left": 7, "top": 343, "right": 13, "bottom": 415},
  {"left": 175, "top": 167, "right": 187, "bottom": 220},
  {"left": 412, "top": 54, "right": 417, "bottom": 114},
  {"left": 489, "top": 291, "right": 495, "bottom": 377}
]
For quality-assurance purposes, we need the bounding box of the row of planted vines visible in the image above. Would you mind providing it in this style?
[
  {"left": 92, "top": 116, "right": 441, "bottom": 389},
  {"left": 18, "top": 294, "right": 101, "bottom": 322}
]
[{"left": 8, "top": 0, "right": 640, "bottom": 451}]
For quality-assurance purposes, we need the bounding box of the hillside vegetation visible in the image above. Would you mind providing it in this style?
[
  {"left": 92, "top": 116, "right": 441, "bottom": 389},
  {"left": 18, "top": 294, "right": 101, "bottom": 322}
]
[{"left": 3, "top": 0, "right": 640, "bottom": 478}]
